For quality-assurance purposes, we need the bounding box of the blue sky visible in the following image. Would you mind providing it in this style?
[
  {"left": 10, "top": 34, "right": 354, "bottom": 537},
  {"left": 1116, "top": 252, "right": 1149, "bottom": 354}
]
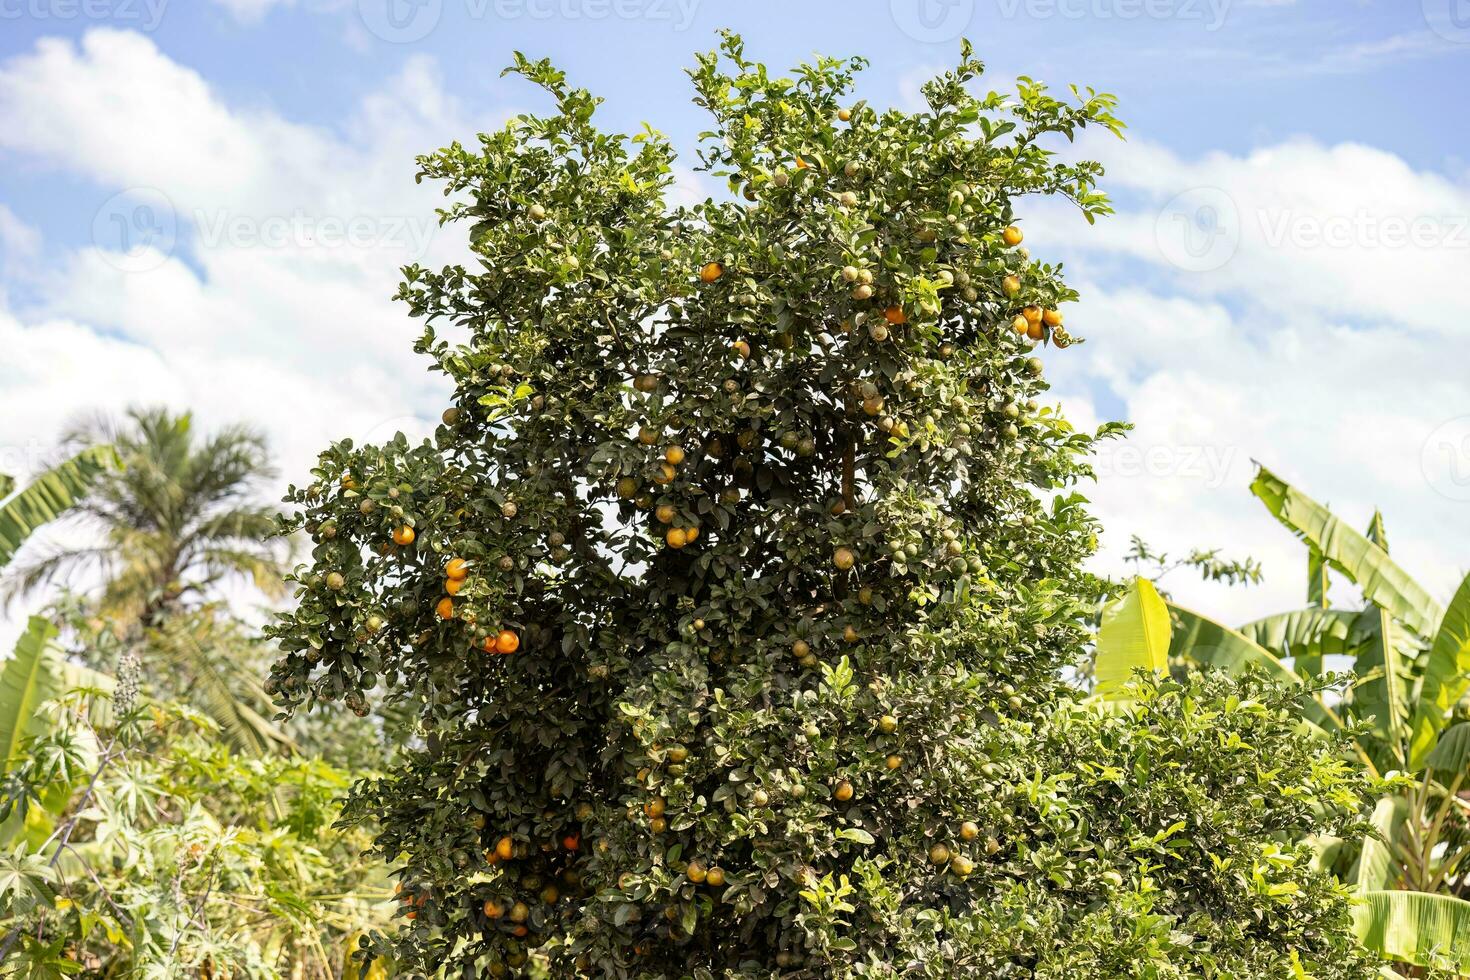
[{"left": 1, "top": 0, "right": 1468, "bottom": 635}]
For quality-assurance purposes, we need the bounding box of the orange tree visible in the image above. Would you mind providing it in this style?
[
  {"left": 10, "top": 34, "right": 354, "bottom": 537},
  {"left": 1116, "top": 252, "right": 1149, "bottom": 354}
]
[{"left": 267, "top": 36, "right": 1380, "bottom": 978}]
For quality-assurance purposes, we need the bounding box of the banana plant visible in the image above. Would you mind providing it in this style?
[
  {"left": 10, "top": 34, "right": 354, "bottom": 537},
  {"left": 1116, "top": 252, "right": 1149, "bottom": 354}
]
[{"left": 1097, "top": 465, "right": 1470, "bottom": 974}]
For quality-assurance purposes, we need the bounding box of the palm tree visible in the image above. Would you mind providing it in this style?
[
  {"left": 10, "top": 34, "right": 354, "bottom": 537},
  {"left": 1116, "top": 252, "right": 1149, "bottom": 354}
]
[
  {"left": 3, "top": 408, "right": 293, "bottom": 752},
  {"left": 6, "top": 408, "right": 286, "bottom": 625}
]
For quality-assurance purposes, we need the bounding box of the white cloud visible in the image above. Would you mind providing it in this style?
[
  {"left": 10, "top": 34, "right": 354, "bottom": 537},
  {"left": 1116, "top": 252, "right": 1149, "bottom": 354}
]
[{"left": 1032, "top": 132, "right": 1470, "bottom": 626}]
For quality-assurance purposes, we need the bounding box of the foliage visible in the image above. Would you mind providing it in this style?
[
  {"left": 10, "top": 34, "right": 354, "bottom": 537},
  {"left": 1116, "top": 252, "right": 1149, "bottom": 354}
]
[
  {"left": 262, "top": 36, "right": 1384, "bottom": 978},
  {"left": 0, "top": 447, "right": 118, "bottom": 570},
  {"left": 1107, "top": 464, "right": 1470, "bottom": 974},
  {"left": 0, "top": 679, "right": 391, "bottom": 977}
]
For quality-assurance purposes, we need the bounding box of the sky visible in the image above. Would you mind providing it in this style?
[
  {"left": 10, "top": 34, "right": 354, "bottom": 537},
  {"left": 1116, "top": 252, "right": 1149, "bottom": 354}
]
[{"left": 1, "top": 0, "right": 1468, "bottom": 646}]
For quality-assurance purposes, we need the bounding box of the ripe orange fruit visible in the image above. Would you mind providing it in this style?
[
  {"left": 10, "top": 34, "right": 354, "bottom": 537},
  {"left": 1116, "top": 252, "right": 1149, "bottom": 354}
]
[
  {"left": 562, "top": 833, "right": 581, "bottom": 851},
  {"left": 732, "top": 339, "right": 751, "bottom": 360},
  {"left": 445, "top": 558, "right": 469, "bottom": 581},
  {"left": 884, "top": 306, "right": 907, "bottom": 325},
  {"left": 656, "top": 504, "right": 676, "bottom": 524},
  {"left": 700, "top": 262, "right": 724, "bottom": 283},
  {"left": 494, "top": 629, "right": 520, "bottom": 654},
  {"left": 684, "top": 526, "right": 699, "bottom": 542},
  {"left": 666, "top": 527, "right": 689, "bottom": 549},
  {"left": 960, "top": 821, "right": 980, "bottom": 841},
  {"left": 833, "top": 780, "right": 854, "bottom": 802},
  {"left": 484, "top": 898, "right": 505, "bottom": 919},
  {"left": 1026, "top": 321, "right": 1045, "bottom": 341},
  {"left": 686, "top": 860, "right": 707, "bottom": 884},
  {"left": 885, "top": 754, "right": 903, "bottom": 770},
  {"left": 496, "top": 836, "right": 515, "bottom": 861},
  {"left": 1042, "top": 308, "right": 1063, "bottom": 327},
  {"left": 837, "top": 108, "right": 852, "bottom": 122},
  {"left": 445, "top": 577, "right": 465, "bottom": 596},
  {"left": 705, "top": 867, "right": 726, "bottom": 887},
  {"left": 665, "top": 445, "right": 686, "bottom": 465},
  {"left": 1022, "top": 305, "right": 1043, "bottom": 326},
  {"left": 1010, "top": 315, "right": 1029, "bottom": 335},
  {"left": 393, "top": 525, "right": 416, "bottom": 546},
  {"left": 654, "top": 463, "right": 676, "bottom": 486},
  {"left": 435, "top": 597, "right": 455, "bottom": 620},
  {"left": 1002, "top": 225, "right": 1024, "bottom": 247}
]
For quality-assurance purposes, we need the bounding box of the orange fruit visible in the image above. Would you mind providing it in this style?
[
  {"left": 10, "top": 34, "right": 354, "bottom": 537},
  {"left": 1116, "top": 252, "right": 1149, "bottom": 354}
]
[
  {"left": 1022, "top": 305, "right": 1043, "bottom": 326},
  {"left": 705, "top": 867, "right": 726, "bottom": 888},
  {"left": 445, "top": 577, "right": 465, "bottom": 596},
  {"left": 496, "top": 836, "right": 515, "bottom": 861},
  {"left": 884, "top": 306, "right": 907, "bottom": 325},
  {"left": 435, "top": 597, "right": 455, "bottom": 620},
  {"left": 684, "top": 526, "right": 700, "bottom": 542},
  {"left": 1010, "top": 315, "right": 1029, "bottom": 335},
  {"left": 393, "top": 525, "right": 416, "bottom": 546},
  {"left": 700, "top": 262, "right": 724, "bottom": 283},
  {"left": 833, "top": 546, "right": 856, "bottom": 571},
  {"left": 1002, "top": 225, "right": 1024, "bottom": 247},
  {"left": 484, "top": 898, "right": 504, "bottom": 919},
  {"left": 1001, "top": 275, "right": 1021, "bottom": 297},
  {"left": 1026, "top": 321, "right": 1045, "bottom": 341},
  {"left": 665, "top": 445, "right": 686, "bottom": 465},
  {"left": 495, "top": 629, "right": 520, "bottom": 655},
  {"left": 656, "top": 504, "right": 677, "bottom": 524},
  {"left": 1042, "top": 308, "right": 1063, "bottom": 327},
  {"left": 666, "top": 527, "right": 689, "bottom": 549},
  {"left": 562, "top": 833, "right": 581, "bottom": 851},
  {"left": 645, "top": 797, "right": 666, "bottom": 819},
  {"left": 833, "top": 780, "right": 854, "bottom": 802},
  {"left": 445, "top": 558, "right": 469, "bottom": 580}
]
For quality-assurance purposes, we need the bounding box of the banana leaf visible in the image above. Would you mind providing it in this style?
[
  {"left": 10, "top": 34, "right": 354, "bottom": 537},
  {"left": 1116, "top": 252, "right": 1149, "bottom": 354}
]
[
  {"left": 1251, "top": 466, "right": 1442, "bottom": 639},
  {"left": 1353, "top": 890, "right": 1470, "bottom": 973},
  {"left": 1408, "top": 573, "right": 1470, "bottom": 769},
  {"left": 0, "top": 446, "right": 118, "bottom": 568},
  {"left": 1094, "top": 578, "right": 1170, "bottom": 700}
]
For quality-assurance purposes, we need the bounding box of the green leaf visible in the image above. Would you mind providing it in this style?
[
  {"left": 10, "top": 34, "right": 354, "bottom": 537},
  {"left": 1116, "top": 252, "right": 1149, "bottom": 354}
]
[
  {"left": 1425, "top": 721, "right": 1470, "bottom": 777},
  {"left": 0, "top": 446, "right": 119, "bottom": 569},
  {"left": 1353, "top": 890, "right": 1470, "bottom": 972},
  {"left": 1352, "top": 795, "right": 1407, "bottom": 891},
  {"left": 1355, "top": 605, "right": 1408, "bottom": 763},
  {"left": 1250, "top": 466, "right": 1441, "bottom": 639},
  {"left": 1094, "top": 578, "right": 1169, "bottom": 700},
  {"left": 0, "top": 618, "right": 115, "bottom": 774},
  {"left": 1169, "top": 603, "right": 1338, "bottom": 733},
  {"left": 1408, "top": 573, "right": 1470, "bottom": 769},
  {"left": 1237, "top": 608, "right": 1361, "bottom": 679}
]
